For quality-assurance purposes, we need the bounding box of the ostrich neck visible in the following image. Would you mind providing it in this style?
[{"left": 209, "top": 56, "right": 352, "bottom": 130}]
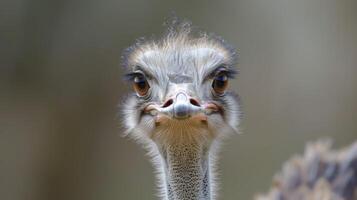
[{"left": 158, "top": 141, "right": 212, "bottom": 200}]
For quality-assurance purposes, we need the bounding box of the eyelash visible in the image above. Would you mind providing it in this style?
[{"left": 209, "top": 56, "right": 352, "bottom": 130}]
[
  {"left": 123, "top": 72, "right": 145, "bottom": 81},
  {"left": 209, "top": 67, "right": 237, "bottom": 80}
]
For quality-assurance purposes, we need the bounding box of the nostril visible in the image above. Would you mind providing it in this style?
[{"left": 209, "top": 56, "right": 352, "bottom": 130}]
[
  {"left": 190, "top": 98, "right": 200, "bottom": 107},
  {"left": 162, "top": 99, "right": 173, "bottom": 108}
]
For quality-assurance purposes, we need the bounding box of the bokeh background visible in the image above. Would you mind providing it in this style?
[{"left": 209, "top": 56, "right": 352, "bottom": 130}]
[{"left": 1, "top": 0, "right": 357, "bottom": 199}]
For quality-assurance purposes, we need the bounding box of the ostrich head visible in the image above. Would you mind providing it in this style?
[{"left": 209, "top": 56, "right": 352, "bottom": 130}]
[{"left": 121, "top": 19, "right": 240, "bottom": 200}]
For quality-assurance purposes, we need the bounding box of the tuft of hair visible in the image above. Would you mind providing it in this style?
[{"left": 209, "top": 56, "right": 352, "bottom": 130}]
[
  {"left": 255, "top": 139, "right": 357, "bottom": 200},
  {"left": 163, "top": 14, "right": 195, "bottom": 39},
  {"left": 121, "top": 16, "right": 238, "bottom": 69}
]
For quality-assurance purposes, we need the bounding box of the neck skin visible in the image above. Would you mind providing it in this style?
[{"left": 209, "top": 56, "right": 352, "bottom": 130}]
[{"left": 156, "top": 141, "right": 213, "bottom": 200}]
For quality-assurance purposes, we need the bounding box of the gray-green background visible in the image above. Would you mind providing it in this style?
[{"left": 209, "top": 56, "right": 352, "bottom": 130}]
[{"left": 1, "top": 0, "right": 356, "bottom": 199}]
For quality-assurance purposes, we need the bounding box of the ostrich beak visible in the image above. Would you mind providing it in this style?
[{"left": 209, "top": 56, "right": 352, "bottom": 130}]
[
  {"left": 171, "top": 92, "right": 200, "bottom": 119},
  {"left": 144, "top": 92, "right": 221, "bottom": 122},
  {"left": 156, "top": 92, "right": 201, "bottom": 119},
  {"left": 144, "top": 91, "right": 202, "bottom": 119}
]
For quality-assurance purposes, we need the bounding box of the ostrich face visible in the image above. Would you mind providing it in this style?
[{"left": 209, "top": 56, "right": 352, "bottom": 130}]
[{"left": 122, "top": 24, "right": 240, "bottom": 146}]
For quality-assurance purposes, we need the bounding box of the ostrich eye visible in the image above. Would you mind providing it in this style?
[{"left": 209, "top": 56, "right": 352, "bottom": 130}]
[
  {"left": 133, "top": 74, "right": 150, "bottom": 97},
  {"left": 212, "top": 72, "right": 228, "bottom": 95}
]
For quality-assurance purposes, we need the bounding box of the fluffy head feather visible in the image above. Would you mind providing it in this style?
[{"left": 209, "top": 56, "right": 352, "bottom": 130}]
[{"left": 121, "top": 18, "right": 240, "bottom": 145}]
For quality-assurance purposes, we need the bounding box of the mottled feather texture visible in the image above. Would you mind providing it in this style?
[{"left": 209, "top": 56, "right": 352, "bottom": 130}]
[{"left": 255, "top": 140, "right": 357, "bottom": 200}]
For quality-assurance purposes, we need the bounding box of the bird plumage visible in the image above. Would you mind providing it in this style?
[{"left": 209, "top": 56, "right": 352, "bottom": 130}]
[{"left": 256, "top": 140, "right": 357, "bottom": 200}]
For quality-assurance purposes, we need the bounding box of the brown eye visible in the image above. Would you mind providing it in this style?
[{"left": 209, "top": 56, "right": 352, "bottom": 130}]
[
  {"left": 212, "top": 73, "right": 228, "bottom": 95},
  {"left": 133, "top": 75, "right": 150, "bottom": 96}
]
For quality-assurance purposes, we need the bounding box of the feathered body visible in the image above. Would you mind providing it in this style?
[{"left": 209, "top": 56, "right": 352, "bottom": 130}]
[{"left": 256, "top": 140, "right": 357, "bottom": 200}]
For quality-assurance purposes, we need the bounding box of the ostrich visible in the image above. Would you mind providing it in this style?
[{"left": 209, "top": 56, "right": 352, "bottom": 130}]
[
  {"left": 121, "top": 18, "right": 357, "bottom": 200},
  {"left": 121, "top": 19, "right": 239, "bottom": 200}
]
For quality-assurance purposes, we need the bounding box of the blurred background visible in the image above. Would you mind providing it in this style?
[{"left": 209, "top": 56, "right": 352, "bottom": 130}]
[{"left": 1, "top": 0, "right": 356, "bottom": 199}]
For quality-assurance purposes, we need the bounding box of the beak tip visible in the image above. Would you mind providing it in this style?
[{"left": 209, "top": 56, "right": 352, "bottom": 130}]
[{"left": 173, "top": 104, "right": 190, "bottom": 119}]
